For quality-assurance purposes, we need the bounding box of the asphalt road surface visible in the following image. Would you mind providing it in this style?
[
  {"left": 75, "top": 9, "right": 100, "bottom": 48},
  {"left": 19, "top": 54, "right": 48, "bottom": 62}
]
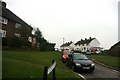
[{"left": 79, "top": 63, "right": 120, "bottom": 80}]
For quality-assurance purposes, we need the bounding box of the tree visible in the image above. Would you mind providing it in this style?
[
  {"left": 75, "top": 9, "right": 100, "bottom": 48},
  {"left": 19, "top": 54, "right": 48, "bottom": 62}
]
[
  {"left": 34, "top": 27, "right": 56, "bottom": 51},
  {"left": 35, "top": 28, "right": 43, "bottom": 44}
]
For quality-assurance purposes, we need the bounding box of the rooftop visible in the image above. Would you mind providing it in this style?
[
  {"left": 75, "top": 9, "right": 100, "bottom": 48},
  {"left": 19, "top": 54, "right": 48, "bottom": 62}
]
[
  {"left": 60, "top": 41, "right": 73, "bottom": 47},
  {"left": 75, "top": 37, "right": 95, "bottom": 45}
]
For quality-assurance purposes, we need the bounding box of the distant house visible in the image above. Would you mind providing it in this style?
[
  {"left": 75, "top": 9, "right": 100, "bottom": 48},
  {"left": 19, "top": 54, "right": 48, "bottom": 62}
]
[
  {"left": 60, "top": 41, "right": 75, "bottom": 50},
  {"left": 0, "top": 1, "right": 33, "bottom": 47},
  {"left": 60, "top": 37, "right": 100, "bottom": 52},
  {"left": 109, "top": 41, "right": 120, "bottom": 56},
  {"left": 74, "top": 37, "right": 100, "bottom": 52}
]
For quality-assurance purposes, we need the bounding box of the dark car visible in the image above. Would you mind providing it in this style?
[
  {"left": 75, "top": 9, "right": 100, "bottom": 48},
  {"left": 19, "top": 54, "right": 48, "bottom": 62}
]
[
  {"left": 61, "top": 49, "right": 71, "bottom": 63},
  {"left": 66, "top": 53, "right": 95, "bottom": 72}
]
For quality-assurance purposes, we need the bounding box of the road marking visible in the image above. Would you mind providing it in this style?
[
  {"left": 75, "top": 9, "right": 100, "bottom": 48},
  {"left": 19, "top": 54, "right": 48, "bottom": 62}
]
[{"left": 78, "top": 73, "right": 86, "bottom": 80}]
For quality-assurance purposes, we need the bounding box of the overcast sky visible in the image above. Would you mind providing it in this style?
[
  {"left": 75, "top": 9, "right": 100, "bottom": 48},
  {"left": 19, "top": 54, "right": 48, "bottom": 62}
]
[{"left": 3, "top": 0, "right": 119, "bottom": 49}]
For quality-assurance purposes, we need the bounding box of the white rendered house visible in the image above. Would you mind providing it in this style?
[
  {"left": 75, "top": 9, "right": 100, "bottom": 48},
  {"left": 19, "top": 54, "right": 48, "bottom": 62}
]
[
  {"left": 74, "top": 37, "right": 100, "bottom": 52},
  {"left": 60, "top": 41, "right": 75, "bottom": 50}
]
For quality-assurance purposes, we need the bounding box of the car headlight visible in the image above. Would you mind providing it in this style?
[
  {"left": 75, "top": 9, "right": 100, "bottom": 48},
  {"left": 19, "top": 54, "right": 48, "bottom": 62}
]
[
  {"left": 75, "top": 63, "right": 81, "bottom": 66},
  {"left": 91, "top": 63, "right": 94, "bottom": 66}
]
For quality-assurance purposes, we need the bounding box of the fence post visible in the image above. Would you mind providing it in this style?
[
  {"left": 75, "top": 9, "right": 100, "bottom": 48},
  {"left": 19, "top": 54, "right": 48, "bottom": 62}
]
[
  {"left": 52, "top": 60, "right": 56, "bottom": 80},
  {"left": 43, "top": 66, "right": 48, "bottom": 80}
]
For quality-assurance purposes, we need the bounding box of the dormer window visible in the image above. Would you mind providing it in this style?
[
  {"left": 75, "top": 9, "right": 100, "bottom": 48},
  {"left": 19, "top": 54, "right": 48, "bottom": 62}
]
[{"left": 0, "top": 16, "right": 8, "bottom": 24}]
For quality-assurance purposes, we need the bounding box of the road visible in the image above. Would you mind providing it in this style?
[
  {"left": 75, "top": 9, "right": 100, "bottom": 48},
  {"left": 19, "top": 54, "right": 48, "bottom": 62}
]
[{"left": 78, "top": 63, "right": 120, "bottom": 80}]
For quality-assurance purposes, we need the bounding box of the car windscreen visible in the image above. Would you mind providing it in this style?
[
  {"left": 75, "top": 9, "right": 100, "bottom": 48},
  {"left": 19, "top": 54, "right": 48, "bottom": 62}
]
[{"left": 73, "top": 54, "right": 88, "bottom": 60}]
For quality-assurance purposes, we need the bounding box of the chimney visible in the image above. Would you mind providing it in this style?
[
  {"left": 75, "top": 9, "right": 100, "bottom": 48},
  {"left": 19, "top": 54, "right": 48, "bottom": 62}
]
[
  {"left": 85, "top": 38, "right": 87, "bottom": 40},
  {"left": 89, "top": 37, "right": 92, "bottom": 39},
  {"left": 2, "top": 1, "right": 6, "bottom": 8},
  {"left": 81, "top": 39, "right": 83, "bottom": 41}
]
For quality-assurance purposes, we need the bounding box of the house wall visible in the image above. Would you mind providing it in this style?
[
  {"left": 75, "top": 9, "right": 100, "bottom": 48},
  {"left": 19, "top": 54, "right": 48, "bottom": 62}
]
[
  {"left": 74, "top": 39, "right": 100, "bottom": 52},
  {"left": 2, "top": 18, "right": 33, "bottom": 47},
  {"left": 2, "top": 19, "right": 32, "bottom": 38},
  {"left": 74, "top": 45, "right": 79, "bottom": 51},
  {"left": 69, "top": 43, "right": 75, "bottom": 50},
  {"left": 2, "top": 20, "right": 16, "bottom": 38},
  {"left": 90, "top": 38, "right": 100, "bottom": 47},
  {"left": 60, "top": 42, "right": 75, "bottom": 50},
  {"left": 60, "top": 46, "right": 69, "bottom": 50},
  {"left": 75, "top": 44, "right": 90, "bottom": 52}
]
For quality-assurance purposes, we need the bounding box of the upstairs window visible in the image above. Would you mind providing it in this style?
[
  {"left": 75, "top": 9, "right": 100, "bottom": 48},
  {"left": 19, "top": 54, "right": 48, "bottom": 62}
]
[
  {"left": 86, "top": 43, "right": 89, "bottom": 46},
  {"left": 0, "top": 16, "right": 8, "bottom": 24},
  {"left": 15, "top": 23, "right": 21, "bottom": 28}
]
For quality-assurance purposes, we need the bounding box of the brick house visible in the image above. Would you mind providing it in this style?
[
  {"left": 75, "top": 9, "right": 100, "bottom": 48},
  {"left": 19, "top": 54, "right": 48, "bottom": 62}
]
[{"left": 0, "top": 1, "right": 33, "bottom": 48}]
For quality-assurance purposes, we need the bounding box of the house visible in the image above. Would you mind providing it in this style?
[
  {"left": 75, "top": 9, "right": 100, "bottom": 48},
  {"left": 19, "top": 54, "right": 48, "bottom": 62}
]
[
  {"left": 74, "top": 37, "right": 100, "bottom": 52},
  {"left": 60, "top": 37, "right": 100, "bottom": 52},
  {"left": 109, "top": 41, "right": 120, "bottom": 56},
  {"left": 60, "top": 41, "right": 75, "bottom": 50},
  {"left": 0, "top": 1, "right": 33, "bottom": 48}
]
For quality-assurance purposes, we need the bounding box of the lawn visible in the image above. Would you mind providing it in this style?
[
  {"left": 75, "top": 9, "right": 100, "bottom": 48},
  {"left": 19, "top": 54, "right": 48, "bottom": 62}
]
[
  {"left": 2, "top": 51, "right": 81, "bottom": 79},
  {"left": 87, "top": 54, "right": 119, "bottom": 70}
]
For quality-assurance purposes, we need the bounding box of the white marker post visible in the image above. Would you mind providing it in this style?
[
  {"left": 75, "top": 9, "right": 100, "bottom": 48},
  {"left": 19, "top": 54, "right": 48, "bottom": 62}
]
[{"left": 43, "top": 60, "right": 56, "bottom": 80}]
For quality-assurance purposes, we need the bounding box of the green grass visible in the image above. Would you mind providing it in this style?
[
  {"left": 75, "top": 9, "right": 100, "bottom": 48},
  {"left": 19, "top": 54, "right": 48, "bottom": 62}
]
[
  {"left": 87, "top": 54, "right": 119, "bottom": 69},
  {"left": 2, "top": 51, "right": 80, "bottom": 79}
]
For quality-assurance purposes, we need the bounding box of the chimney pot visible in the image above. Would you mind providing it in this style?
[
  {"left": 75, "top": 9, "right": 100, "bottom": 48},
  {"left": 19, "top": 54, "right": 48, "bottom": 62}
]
[
  {"left": 2, "top": 2, "right": 6, "bottom": 8},
  {"left": 89, "top": 37, "right": 92, "bottom": 39}
]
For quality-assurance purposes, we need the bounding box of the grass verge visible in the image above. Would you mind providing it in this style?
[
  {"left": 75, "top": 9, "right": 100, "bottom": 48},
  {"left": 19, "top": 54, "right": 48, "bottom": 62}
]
[
  {"left": 2, "top": 51, "right": 81, "bottom": 79},
  {"left": 87, "top": 54, "right": 119, "bottom": 70}
]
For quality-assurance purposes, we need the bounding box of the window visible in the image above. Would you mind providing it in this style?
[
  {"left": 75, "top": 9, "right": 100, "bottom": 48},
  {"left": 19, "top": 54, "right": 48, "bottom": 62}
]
[
  {"left": 14, "top": 33, "right": 21, "bottom": 37},
  {"left": 28, "top": 36, "right": 32, "bottom": 42},
  {"left": 84, "top": 47, "right": 86, "bottom": 50},
  {"left": 0, "top": 16, "right": 8, "bottom": 24},
  {"left": 15, "top": 23, "right": 21, "bottom": 28},
  {"left": 0, "top": 29, "right": 6, "bottom": 37}
]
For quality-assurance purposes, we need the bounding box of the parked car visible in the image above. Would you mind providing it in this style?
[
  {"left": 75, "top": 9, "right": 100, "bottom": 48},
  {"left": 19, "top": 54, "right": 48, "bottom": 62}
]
[
  {"left": 61, "top": 49, "right": 71, "bottom": 63},
  {"left": 66, "top": 52, "right": 95, "bottom": 72},
  {"left": 85, "top": 51, "right": 101, "bottom": 55},
  {"left": 85, "top": 51, "right": 92, "bottom": 55}
]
